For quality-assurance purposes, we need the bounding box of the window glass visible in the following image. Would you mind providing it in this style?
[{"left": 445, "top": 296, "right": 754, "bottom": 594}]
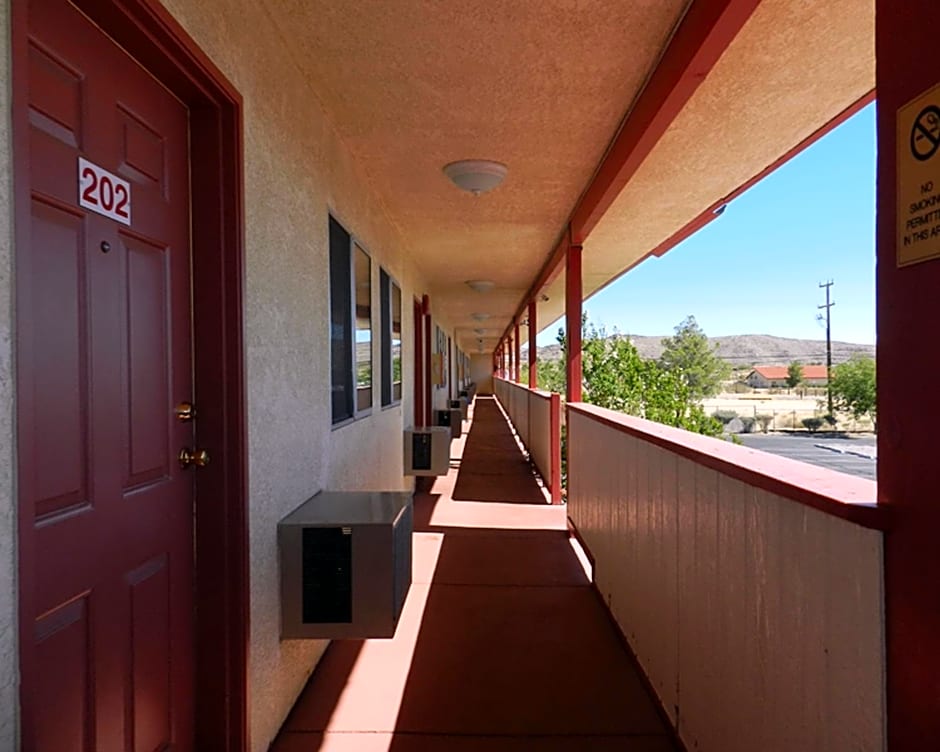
[{"left": 354, "top": 244, "right": 372, "bottom": 412}]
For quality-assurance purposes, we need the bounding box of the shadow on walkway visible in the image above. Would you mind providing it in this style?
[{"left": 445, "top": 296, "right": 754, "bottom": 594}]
[{"left": 451, "top": 396, "right": 547, "bottom": 505}]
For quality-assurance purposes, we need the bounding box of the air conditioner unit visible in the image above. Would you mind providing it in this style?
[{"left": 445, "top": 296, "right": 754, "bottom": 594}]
[
  {"left": 449, "top": 397, "right": 469, "bottom": 421},
  {"left": 436, "top": 407, "right": 462, "bottom": 439},
  {"left": 278, "top": 490, "right": 412, "bottom": 639},
  {"left": 403, "top": 426, "right": 451, "bottom": 475}
]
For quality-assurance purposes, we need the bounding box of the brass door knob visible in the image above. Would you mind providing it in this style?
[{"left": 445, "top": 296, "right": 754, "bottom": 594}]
[
  {"left": 179, "top": 447, "right": 210, "bottom": 469},
  {"left": 174, "top": 401, "right": 196, "bottom": 422}
]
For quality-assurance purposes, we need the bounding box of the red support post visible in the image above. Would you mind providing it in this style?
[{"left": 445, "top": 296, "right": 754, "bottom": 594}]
[
  {"left": 513, "top": 320, "right": 521, "bottom": 383},
  {"left": 549, "top": 392, "right": 561, "bottom": 505},
  {"left": 566, "top": 244, "right": 583, "bottom": 403},
  {"left": 508, "top": 336, "right": 513, "bottom": 381},
  {"left": 877, "top": 1, "right": 940, "bottom": 746},
  {"left": 528, "top": 300, "right": 537, "bottom": 389}
]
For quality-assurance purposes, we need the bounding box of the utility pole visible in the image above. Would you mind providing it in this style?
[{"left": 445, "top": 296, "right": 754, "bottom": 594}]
[{"left": 817, "top": 280, "right": 834, "bottom": 415}]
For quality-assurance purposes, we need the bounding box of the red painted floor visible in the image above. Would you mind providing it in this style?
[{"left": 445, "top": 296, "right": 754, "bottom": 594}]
[{"left": 272, "top": 396, "right": 678, "bottom": 752}]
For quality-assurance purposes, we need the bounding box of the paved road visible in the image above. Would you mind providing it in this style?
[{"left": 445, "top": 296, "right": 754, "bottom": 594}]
[{"left": 737, "top": 434, "right": 876, "bottom": 481}]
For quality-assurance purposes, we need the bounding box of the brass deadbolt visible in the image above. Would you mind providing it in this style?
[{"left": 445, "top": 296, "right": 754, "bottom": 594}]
[{"left": 174, "top": 402, "right": 196, "bottom": 422}]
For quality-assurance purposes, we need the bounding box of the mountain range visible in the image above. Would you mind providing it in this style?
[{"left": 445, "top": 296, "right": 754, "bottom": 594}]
[{"left": 528, "top": 334, "right": 875, "bottom": 369}]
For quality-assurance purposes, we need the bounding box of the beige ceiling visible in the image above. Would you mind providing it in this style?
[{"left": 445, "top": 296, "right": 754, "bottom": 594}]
[
  {"left": 262, "top": 0, "right": 874, "bottom": 356},
  {"left": 261, "top": 0, "right": 692, "bottom": 353},
  {"left": 537, "top": 0, "right": 875, "bottom": 335}
]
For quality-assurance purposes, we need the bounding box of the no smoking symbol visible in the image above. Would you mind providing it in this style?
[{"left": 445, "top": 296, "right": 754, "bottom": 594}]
[{"left": 911, "top": 105, "right": 940, "bottom": 161}]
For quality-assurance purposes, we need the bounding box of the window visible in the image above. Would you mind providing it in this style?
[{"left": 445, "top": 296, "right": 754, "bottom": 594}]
[
  {"left": 392, "top": 282, "right": 402, "bottom": 401},
  {"left": 380, "top": 269, "right": 403, "bottom": 407},
  {"left": 329, "top": 217, "right": 353, "bottom": 423},
  {"left": 329, "top": 216, "right": 373, "bottom": 424}
]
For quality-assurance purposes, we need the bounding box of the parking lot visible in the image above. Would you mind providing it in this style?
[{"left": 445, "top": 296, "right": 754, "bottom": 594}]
[{"left": 737, "top": 433, "right": 876, "bottom": 481}]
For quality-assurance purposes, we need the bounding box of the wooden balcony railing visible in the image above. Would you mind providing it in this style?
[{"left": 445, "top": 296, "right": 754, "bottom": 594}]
[
  {"left": 493, "top": 378, "right": 562, "bottom": 504},
  {"left": 565, "top": 401, "right": 886, "bottom": 752}
]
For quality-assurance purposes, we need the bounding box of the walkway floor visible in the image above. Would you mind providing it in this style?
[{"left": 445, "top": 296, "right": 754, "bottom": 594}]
[{"left": 272, "top": 396, "right": 678, "bottom": 752}]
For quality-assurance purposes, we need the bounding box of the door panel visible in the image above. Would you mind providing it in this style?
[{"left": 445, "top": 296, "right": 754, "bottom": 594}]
[
  {"left": 29, "top": 198, "right": 89, "bottom": 519},
  {"left": 34, "top": 597, "right": 93, "bottom": 752},
  {"left": 24, "top": 0, "right": 195, "bottom": 748}
]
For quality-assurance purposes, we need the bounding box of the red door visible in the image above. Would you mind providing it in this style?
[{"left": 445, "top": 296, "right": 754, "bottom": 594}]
[{"left": 21, "top": 0, "right": 195, "bottom": 748}]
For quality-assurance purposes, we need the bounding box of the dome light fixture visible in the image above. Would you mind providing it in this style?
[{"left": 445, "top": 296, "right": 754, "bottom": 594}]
[
  {"left": 443, "top": 160, "right": 508, "bottom": 196},
  {"left": 465, "top": 279, "right": 496, "bottom": 293},
  {"left": 470, "top": 312, "right": 490, "bottom": 322}
]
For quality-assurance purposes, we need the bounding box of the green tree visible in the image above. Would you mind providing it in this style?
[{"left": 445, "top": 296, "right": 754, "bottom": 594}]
[
  {"left": 830, "top": 355, "right": 876, "bottom": 427},
  {"left": 786, "top": 361, "right": 803, "bottom": 392},
  {"left": 580, "top": 321, "right": 722, "bottom": 437},
  {"left": 659, "top": 315, "right": 731, "bottom": 399},
  {"left": 535, "top": 358, "right": 566, "bottom": 393}
]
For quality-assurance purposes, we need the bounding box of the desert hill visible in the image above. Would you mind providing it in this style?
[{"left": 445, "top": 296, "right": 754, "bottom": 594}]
[{"left": 530, "top": 334, "right": 874, "bottom": 367}]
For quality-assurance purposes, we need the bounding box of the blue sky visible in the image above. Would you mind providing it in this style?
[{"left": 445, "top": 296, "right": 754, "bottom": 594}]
[{"left": 539, "top": 102, "right": 877, "bottom": 346}]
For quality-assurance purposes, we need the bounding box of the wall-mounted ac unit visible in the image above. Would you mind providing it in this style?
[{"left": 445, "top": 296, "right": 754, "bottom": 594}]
[
  {"left": 279, "top": 490, "right": 412, "bottom": 639},
  {"left": 449, "top": 397, "right": 469, "bottom": 421},
  {"left": 436, "top": 407, "right": 462, "bottom": 439},
  {"left": 403, "top": 426, "right": 451, "bottom": 475}
]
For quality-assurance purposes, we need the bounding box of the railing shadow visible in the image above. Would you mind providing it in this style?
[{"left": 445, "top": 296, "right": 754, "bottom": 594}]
[{"left": 451, "top": 397, "right": 547, "bottom": 505}]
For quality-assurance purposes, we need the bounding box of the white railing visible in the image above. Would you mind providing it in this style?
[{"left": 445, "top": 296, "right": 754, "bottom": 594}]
[
  {"left": 566, "top": 402, "right": 885, "bottom": 752},
  {"left": 493, "top": 377, "right": 561, "bottom": 503}
]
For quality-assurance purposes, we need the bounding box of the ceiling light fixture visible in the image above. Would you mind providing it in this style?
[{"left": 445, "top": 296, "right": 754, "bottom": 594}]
[
  {"left": 465, "top": 279, "right": 496, "bottom": 293},
  {"left": 470, "top": 312, "right": 490, "bottom": 322},
  {"left": 443, "top": 160, "right": 508, "bottom": 196}
]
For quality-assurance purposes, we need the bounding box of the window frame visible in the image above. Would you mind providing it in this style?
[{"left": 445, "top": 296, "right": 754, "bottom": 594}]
[{"left": 328, "top": 213, "right": 376, "bottom": 427}]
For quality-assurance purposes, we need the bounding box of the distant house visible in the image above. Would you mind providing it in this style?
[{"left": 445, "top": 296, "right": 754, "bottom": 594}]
[{"left": 745, "top": 365, "right": 828, "bottom": 388}]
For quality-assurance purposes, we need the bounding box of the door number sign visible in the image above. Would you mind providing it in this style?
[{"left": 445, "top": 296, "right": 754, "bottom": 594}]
[
  {"left": 78, "top": 158, "right": 131, "bottom": 226},
  {"left": 898, "top": 83, "right": 940, "bottom": 266}
]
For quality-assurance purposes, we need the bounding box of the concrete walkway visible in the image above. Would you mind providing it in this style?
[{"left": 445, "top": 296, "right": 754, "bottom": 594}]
[{"left": 272, "top": 396, "right": 678, "bottom": 752}]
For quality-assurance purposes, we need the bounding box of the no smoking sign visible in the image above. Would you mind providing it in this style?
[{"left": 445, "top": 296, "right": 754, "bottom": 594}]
[{"left": 898, "top": 83, "right": 940, "bottom": 266}]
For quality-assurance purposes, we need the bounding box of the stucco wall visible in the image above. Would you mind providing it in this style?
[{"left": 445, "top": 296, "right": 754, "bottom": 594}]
[
  {"left": 153, "top": 1, "right": 444, "bottom": 746},
  {"left": 0, "top": 0, "right": 16, "bottom": 747}
]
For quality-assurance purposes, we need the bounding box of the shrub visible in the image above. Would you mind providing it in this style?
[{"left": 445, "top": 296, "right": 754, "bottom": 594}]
[
  {"left": 756, "top": 414, "right": 773, "bottom": 433},
  {"left": 823, "top": 413, "right": 837, "bottom": 427},
  {"left": 802, "top": 417, "right": 824, "bottom": 433},
  {"left": 739, "top": 416, "right": 757, "bottom": 433},
  {"left": 712, "top": 410, "right": 738, "bottom": 425}
]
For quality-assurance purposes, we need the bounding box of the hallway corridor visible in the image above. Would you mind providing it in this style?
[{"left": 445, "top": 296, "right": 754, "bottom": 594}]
[{"left": 272, "top": 396, "right": 679, "bottom": 751}]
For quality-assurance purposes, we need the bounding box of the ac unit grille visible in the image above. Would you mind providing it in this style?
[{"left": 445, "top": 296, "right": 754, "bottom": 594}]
[
  {"left": 412, "top": 432, "right": 432, "bottom": 470},
  {"left": 302, "top": 527, "right": 352, "bottom": 623}
]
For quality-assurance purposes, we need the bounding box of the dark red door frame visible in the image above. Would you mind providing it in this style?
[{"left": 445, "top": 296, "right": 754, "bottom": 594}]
[
  {"left": 12, "top": 1, "right": 248, "bottom": 749},
  {"left": 413, "top": 298, "right": 424, "bottom": 427},
  {"left": 422, "top": 295, "right": 432, "bottom": 427}
]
